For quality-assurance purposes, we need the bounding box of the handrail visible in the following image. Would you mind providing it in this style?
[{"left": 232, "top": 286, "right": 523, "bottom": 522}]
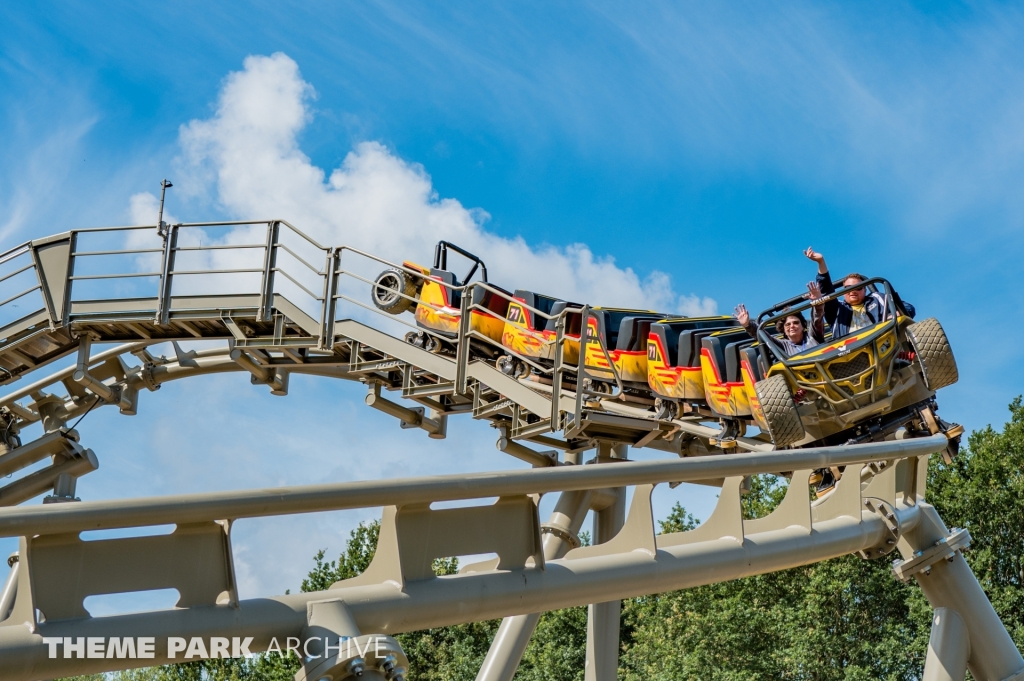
[{"left": 0, "top": 219, "right": 615, "bottom": 441}]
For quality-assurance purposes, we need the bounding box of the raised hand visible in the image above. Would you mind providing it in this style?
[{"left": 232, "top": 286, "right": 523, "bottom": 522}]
[
  {"left": 733, "top": 303, "right": 750, "bottom": 327},
  {"left": 804, "top": 247, "right": 828, "bottom": 274},
  {"left": 805, "top": 280, "right": 823, "bottom": 303}
]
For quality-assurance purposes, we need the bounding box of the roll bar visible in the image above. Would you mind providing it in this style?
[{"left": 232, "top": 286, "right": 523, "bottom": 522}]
[
  {"left": 434, "top": 241, "right": 488, "bottom": 283},
  {"left": 754, "top": 276, "right": 902, "bottom": 361}
]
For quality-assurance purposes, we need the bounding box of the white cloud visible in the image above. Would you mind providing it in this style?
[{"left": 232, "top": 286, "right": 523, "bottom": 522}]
[{"left": 156, "top": 52, "right": 715, "bottom": 316}]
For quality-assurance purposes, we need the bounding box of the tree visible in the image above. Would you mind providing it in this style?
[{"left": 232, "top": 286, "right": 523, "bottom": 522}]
[{"left": 927, "top": 397, "right": 1024, "bottom": 648}]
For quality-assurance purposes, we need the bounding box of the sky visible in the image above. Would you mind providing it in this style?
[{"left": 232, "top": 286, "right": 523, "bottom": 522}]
[{"left": 1, "top": 1, "right": 1023, "bottom": 613}]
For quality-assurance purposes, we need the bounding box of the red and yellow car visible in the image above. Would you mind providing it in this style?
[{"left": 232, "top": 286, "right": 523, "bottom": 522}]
[
  {"left": 583, "top": 308, "right": 673, "bottom": 388},
  {"left": 500, "top": 290, "right": 583, "bottom": 365},
  {"left": 372, "top": 241, "right": 511, "bottom": 353}
]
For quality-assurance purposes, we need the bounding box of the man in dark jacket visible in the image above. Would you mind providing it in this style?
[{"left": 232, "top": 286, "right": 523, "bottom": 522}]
[{"left": 803, "top": 248, "right": 915, "bottom": 339}]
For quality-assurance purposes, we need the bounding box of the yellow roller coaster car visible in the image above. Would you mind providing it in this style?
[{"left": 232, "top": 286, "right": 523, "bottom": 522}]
[
  {"left": 371, "top": 241, "right": 511, "bottom": 354},
  {"left": 645, "top": 316, "right": 740, "bottom": 417},
  {"left": 497, "top": 290, "right": 583, "bottom": 378},
  {"left": 583, "top": 308, "right": 674, "bottom": 390}
]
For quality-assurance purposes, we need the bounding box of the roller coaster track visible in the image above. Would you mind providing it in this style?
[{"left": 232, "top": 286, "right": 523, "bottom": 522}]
[{"left": 0, "top": 220, "right": 1019, "bottom": 681}]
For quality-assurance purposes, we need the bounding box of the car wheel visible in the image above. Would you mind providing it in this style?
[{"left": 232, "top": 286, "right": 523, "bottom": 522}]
[
  {"left": 906, "top": 318, "right": 958, "bottom": 391},
  {"left": 754, "top": 375, "right": 805, "bottom": 447},
  {"left": 372, "top": 268, "right": 418, "bottom": 315}
]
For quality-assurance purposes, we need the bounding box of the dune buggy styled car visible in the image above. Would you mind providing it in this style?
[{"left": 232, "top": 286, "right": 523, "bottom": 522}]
[
  {"left": 371, "top": 241, "right": 511, "bottom": 355},
  {"left": 750, "top": 277, "right": 961, "bottom": 456}
]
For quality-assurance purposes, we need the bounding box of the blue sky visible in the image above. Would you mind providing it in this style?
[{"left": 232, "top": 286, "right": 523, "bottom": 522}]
[{"left": 2, "top": 1, "right": 1023, "bottom": 605}]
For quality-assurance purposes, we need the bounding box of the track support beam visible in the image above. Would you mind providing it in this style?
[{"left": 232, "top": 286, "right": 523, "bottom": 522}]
[
  {"left": 895, "top": 504, "right": 1024, "bottom": 681},
  {"left": 476, "top": 488, "right": 592, "bottom": 681},
  {"left": 365, "top": 382, "right": 445, "bottom": 438}
]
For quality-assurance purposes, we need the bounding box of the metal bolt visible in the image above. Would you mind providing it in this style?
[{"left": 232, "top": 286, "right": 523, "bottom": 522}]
[{"left": 348, "top": 658, "right": 365, "bottom": 677}]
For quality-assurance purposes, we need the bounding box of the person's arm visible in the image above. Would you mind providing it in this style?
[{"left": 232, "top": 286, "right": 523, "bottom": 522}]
[
  {"left": 806, "top": 281, "right": 826, "bottom": 342},
  {"left": 892, "top": 289, "right": 916, "bottom": 319},
  {"left": 804, "top": 247, "right": 829, "bottom": 275},
  {"left": 734, "top": 304, "right": 758, "bottom": 338},
  {"left": 805, "top": 248, "right": 836, "bottom": 302}
]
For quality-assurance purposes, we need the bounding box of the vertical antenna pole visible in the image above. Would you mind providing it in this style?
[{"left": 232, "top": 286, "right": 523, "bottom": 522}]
[{"left": 156, "top": 179, "right": 173, "bottom": 236}]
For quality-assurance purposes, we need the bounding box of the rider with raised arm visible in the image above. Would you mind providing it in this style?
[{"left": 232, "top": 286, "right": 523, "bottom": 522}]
[
  {"left": 803, "top": 248, "right": 916, "bottom": 338},
  {"left": 734, "top": 281, "right": 826, "bottom": 356}
]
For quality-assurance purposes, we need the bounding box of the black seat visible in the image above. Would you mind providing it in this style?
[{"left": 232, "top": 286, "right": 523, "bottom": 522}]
[
  {"left": 740, "top": 345, "right": 765, "bottom": 382},
  {"left": 650, "top": 323, "right": 678, "bottom": 366},
  {"left": 616, "top": 316, "right": 639, "bottom": 351},
  {"left": 651, "top": 318, "right": 739, "bottom": 368},
  {"left": 632, "top": 320, "right": 654, "bottom": 351},
  {"left": 615, "top": 316, "right": 663, "bottom": 352},
  {"left": 701, "top": 328, "right": 748, "bottom": 380},
  {"left": 724, "top": 337, "right": 757, "bottom": 383},
  {"left": 681, "top": 329, "right": 728, "bottom": 367},
  {"left": 543, "top": 300, "right": 583, "bottom": 335},
  {"left": 513, "top": 289, "right": 561, "bottom": 331},
  {"left": 431, "top": 268, "right": 460, "bottom": 307},
  {"left": 473, "top": 283, "right": 513, "bottom": 316}
]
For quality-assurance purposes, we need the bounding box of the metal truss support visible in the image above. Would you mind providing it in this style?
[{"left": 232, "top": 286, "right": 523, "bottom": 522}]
[
  {"left": 894, "top": 503, "right": 1024, "bottom": 681},
  {"left": 585, "top": 444, "right": 627, "bottom": 681},
  {"left": 475, "top": 488, "right": 592, "bottom": 681},
  {"left": 365, "top": 382, "right": 446, "bottom": 438}
]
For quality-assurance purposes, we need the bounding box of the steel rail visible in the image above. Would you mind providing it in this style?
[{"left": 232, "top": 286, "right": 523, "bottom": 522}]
[
  {"left": 0, "top": 502, "right": 918, "bottom": 680},
  {"left": 0, "top": 341, "right": 154, "bottom": 408},
  {"left": 0, "top": 285, "right": 41, "bottom": 309},
  {"left": 68, "top": 272, "right": 161, "bottom": 280},
  {"left": 274, "top": 242, "right": 325, "bottom": 276},
  {"left": 167, "top": 268, "right": 263, "bottom": 276},
  {"left": 0, "top": 435, "right": 944, "bottom": 538},
  {"left": 173, "top": 244, "right": 265, "bottom": 251},
  {"left": 0, "top": 245, "right": 31, "bottom": 268},
  {"left": 71, "top": 249, "right": 163, "bottom": 257},
  {"left": 0, "top": 263, "right": 37, "bottom": 285},
  {"left": 272, "top": 267, "right": 323, "bottom": 301}
]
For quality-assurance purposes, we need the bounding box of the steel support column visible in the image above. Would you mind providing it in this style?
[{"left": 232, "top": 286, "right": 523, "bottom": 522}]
[
  {"left": 922, "top": 608, "right": 969, "bottom": 681},
  {"left": 475, "top": 488, "right": 592, "bottom": 681},
  {"left": 897, "top": 504, "right": 1024, "bottom": 681},
  {"left": 585, "top": 443, "right": 627, "bottom": 681}
]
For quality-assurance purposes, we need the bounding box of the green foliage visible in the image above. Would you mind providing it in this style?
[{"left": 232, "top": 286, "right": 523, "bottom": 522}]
[
  {"left": 301, "top": 519, "right": 381, "bottom": 592},
  {"left": 928, "top": 396, "right": 1024, "bottom": 648}
]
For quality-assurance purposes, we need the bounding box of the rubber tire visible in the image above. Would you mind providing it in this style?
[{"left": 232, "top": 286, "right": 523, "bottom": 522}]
[
  {"left": 906, "top": 317, "right": 958, "bottom": 391},
  {"left": 372, "top": 268, "right": 418, "bottom": 315},
  {"left": 754, "top": 374, "right": 805, "bottom": 447}
]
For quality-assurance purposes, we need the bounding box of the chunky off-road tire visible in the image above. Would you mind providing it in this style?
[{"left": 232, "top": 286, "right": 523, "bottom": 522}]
[
  {"left": 906, "top": 317, "right": 958, "bottom": 391},
  {"left": 372, "top": 268, "right": 418, "bottom": 315},
  {"left": 754, "top": 374, "right": 805, "bottom": 447}
]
